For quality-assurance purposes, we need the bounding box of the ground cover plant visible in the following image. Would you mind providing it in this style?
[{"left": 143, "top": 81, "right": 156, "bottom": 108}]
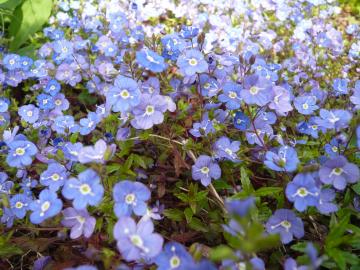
[{"left": 0, "top": 0, "right": 359, "bottom": 269}]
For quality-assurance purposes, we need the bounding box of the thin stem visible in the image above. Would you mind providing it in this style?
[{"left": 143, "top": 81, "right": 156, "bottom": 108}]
[
  {"left": 126, "top": 134, "right": 227, "bottom": 213},
  {"left": 187, "top": 149, "right": 226, "bottom": 213}
]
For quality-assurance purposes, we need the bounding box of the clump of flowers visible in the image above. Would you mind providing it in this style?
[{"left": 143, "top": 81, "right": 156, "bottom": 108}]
[{"left": 0, "top": 0, "right": 359, "bottom": 269}]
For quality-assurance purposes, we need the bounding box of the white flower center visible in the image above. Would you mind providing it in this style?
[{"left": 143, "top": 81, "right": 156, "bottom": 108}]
[
  {"left": 80, "top": 184, "right": 91, "bottom": 195},
  {"left": 200, "top": 166, "right": 209, "bottom": 174},
  {"left": 145, "top": 105, "right": 155, "bottom": 115},
  {"left": 15, "top": 201, "right": 24, "bottom": 209},
  {"left": 331, "top": 167, "right": 343, "bottom": 176},
  {"left": 281, "top": 220, "right": 291, "bottom": 230},
  {"left": 51, "top": 173, "right": 60, "bottom": 181},
  {"left": 41, "top": 201, "right": 51, "bottom": 212},
  {"left": 249, "top": 86, "right": 259, "bottom": 95},
  {"left": 125, "top": 193, "right": 136, "bottom": 204},
  {"left": 130, "top": 234, "right": 143, "bottom": 247},
  {"left": 15, "top": 148, "right": 25, "bottom": 156},
  {"left": 188, "top": 58, "right": 198, "bottom": 66},
  {"left": 170, "top": 255, "right": 181, "bottom": 268},
  {"left": 228, "top": 91, "right": 237, "bottom": 99},
  {"left": 120, "top": 89, "right": 130, "bottom": 99}
]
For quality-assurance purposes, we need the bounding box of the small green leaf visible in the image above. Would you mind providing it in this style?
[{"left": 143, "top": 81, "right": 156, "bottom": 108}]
[
  {"left": 255, "top": 187, "right": 283, "bottom": 197},
  {"left": 352, "top": 182, "right": 360, "bottom": 195},
  {"left": 163, "top": 209, "right": 183, "bottom": 222},
  {"left": 240, "top": 167, "right": 253, "bottom": 194},
  {"left": 184, "top": 207, "right": 193, "bottom": 223},
  {"left": 209, "top": 245, "right": 235, "bottom": 262},
  {"left": 189, "top": 217, "right": 208, "bottom": 232}
]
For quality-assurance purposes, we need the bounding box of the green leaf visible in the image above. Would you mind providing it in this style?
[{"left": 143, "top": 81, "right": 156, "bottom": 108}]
[
  {"left": 189, "top": 217, "right": 208, "bottom": 232},
  {"left": 240, "top": 167, "right": 253, "bottom": 194},
  {"left": 0, "top": 0, "right": 22, "bottom": 10},
  {"left": 209, "top": 245, "right": 235, "bottom": 262},
  {"left": 326, "top": 213, "right": 351, "bottom": 248},
  {"left": 0, "top": 234, "right": 22, "bottom": 258},
  {"left": 352, "top": 182, "right": 360, "bottom": 195},
  {"left": 78, "top": 89, "right": 98, "bottom": 105},
  {"left": 254, "top": 187, "right": 283, "bottom": 197},
  {"left": 106, "top": 164, "right": 122, "bottom": 174},
  {"left": 9, "top": 0, "right": 53, "bottom": 50},
  {"left": 291, "top": 242, "right": 307, "bottom": 252},
  {"left": 163, "top": 209, "right": 183, "bottom": 222},
  {"left": 184, "top": 207, "right": 193, "bottom": 223}
]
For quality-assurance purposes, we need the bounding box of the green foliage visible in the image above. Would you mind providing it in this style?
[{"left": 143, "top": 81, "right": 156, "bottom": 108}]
[
  {"left": 0, "top": 233, "right": 23, "bottom": 258},
  {"left": 324, "top": 210, "right": 360, "bottom": 269},
  {"left": 6, "top": 0, "right": 53, "bottom": 51}
]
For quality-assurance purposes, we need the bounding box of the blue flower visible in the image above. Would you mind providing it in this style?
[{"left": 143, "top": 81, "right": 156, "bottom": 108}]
[
  {"left": 225, "top": 197, "right": 255, "bottom": 217},
  {"left": 218, "top": 82, "right": 242, "bottom": 110},
  {"left": 131, "top": 94, "right": 168, "bottom": 130},
  {"left": 10, "top": 193, "right": 31, "bottom": 218},
  {"left": 3, "top": 54, "right": 21, "bottom": 70},
  {"left": 20, "top": 177, "right": 37, "bottom": 192},
  {"left": 213, "top": 136, "right": 241, "bottom": 162},
  {"left": 62, "top": 169, "right": 104, "bottom": 210},
  {"left": 192, "top": 155, "right": 221, "bottom": 186},
  {"left": 265, "top": 209, "right": 304, "bottom": 244},
  {"left": 161, "top": 34, "right": 185, "bottom": 61},
  {"left": 176, "top": 49, "right": 208, "bottom": 77},
  {"left": 61, "top": 207, "right": 96, "bottom": 239},
  {"left": 264, "top": 146, "right": 299, "bottom": 172},
  {"left": 37, "top": 94, "right": 55, "bottom": 110},
  {"left": 113, "top": 180, "right": 151, "bottom": 217},
  {"left": 6, "top": 139, "right": 38, "bottom": 168},
  {"left": 296, "top": 118, "right": 321, "bottom": 139},
  {"left": 0, "top": 172, "right": 13, "bottom": 194},
  {"left": 199, "top": 75, "right": 220, "bottom": 97},
  {"left": 179, "top": 25, "right": 199, "bottom": 39},
  {"left": 241, "top": 74, "right": 273, "bottom": 106},
  {"left": 324, "top": 138, "right": 342, "bottom": 158},
  {"left": 44, "top": 79, "right": 61, "bottom": 96},
  {"left": 79, "top": 112, "right": 101, "bottom": 135},
  {"left": 29, "top": 189, "right": 63, "bottom": 224},
  {"left": 189, "top": 115, "right": 215, "bottom": 138},
  {"left": 62, "top": 142, "right": 83, "bottom": 162},
  {"left": 52, "top": 115, "right": 79, "bottom": 134},
  {"left": 333, "top": 78, "right": 348, "bottom": 95},
  {"left": 154, "top": 242, "right": 194, "bottom": 270},
  {"left": 316, "top": 188, "right": 338, "bottom": 214},
  {"left": 18, "top": 104, "right": 40, "bottom": 124},
  {"left": 285, "top": 173, "right": 320, "bottom": 212},
  {"left": 233, "top": 111, "right": 250, "bottom": 131},
  {"left": 106, "top": 76, "right": 141, "bottom": 113},
  {"left": 52, "top": 39, "right": 73, "bottom": 60},
  {"left": 0, "top": 112, "right": 10, "bottom": 126},
  {"left": 315, "top": 109, "right": 352, "bottom": 131},
  {"left": 53, "top": 93, "right": 70, "bottom": 111},
  {"left": 19, "top": 56, "right": 33, "bottom": 71},
  {"left": 294, "top": 95, "right": 319, "bottom": 115},
  {"left": 40, "top": 162, "right": 68, "bottom": 191},
  {"left": 319, "top": 156, "right": 359, "bottom": 190},
  {"left": 136, "top": 49, "right": 166, "bottom": 73},
  {"left": 0, "top": 97, "right": 10, "bottom": 112},
  {"left": 113, "top": 217, "right": 163, "bottom": 261},
  {"left": 95, "top": 36, "right": 118, "bottom": 57},
  {"left": 1, "top": 207, "right": 15, "bottom": 228},
  {"left": 78, "top": 139, "right": 109, "bottom": 164}
]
